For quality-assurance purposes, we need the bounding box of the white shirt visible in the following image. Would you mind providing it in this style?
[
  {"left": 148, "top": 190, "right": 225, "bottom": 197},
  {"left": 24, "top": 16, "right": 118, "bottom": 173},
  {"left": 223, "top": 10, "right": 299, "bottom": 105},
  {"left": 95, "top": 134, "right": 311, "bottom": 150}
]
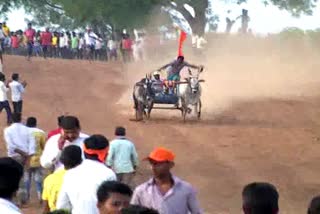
[
  {"left": 3, "top": 123, "right": 36, "bottom": 157},
  {"left": 95, "top": 40, "right": 102, "bottom": 50},
  {"left": 0, "top": 81, "right": 8, "bottom": 102},
  {"left": 59, "top": 36, "right": 65, "bottom": 48},
  {"left": 40, "top": 133, "right": 89, "bottom": 169},
  {"left": 84, "top": 32, "right": 98, "bottom": 46},
  {"left": 107, "top": 40, "right": 116, "bottom": 50},
  {"left": 0, "top": 198, "right": 21, "bottom": 214},
  {"left": 56, "top": 159, "right": 117, "bottom": 214},
  {"left": 8, "top": 81, "right": 24, "bottom": 102},
  {"left": 79, "top": 38, "right": 85, "bottom": 49}
]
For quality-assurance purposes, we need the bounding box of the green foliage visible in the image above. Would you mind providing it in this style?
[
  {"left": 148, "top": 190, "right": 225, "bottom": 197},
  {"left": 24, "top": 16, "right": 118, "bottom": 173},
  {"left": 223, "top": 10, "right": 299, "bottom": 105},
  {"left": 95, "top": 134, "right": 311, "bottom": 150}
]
[{"left": 0, "top": 0, "right": 317, "bottom": 32}]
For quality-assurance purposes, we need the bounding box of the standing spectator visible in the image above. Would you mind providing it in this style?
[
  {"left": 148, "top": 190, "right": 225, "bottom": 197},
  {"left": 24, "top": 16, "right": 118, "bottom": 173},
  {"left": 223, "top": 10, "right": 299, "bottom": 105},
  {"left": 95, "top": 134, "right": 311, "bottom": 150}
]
[
  {"left": 106, "top": 126, "right": 138, "bottom": 188},
  {"left": 121, "top": 34, "right": 133, "bottom": 63},
  {"left": 41, "top": 27, "right": 52, "bottom": 59},
  {"left": 0, "top": 23, "right": 5, "bottom": 52},
  {"left": 84, "top": 27, "right": 99, "bottom": 60},
  {"left": 24, "top": 23, "right": 36, "bottom": 61},
  {"left": 0, "top": 73, "right": 11, "bottom": 125},
  {"left": 308, "top": 195, "right": 320, "bottom": 214},
  {"left": 25, "top": 117, "right": 46, "bottom": 204},
  {"left": 78, "top": 33, "right": 85, "bottom": 59},
  {"left": 0, "top": 157, "right": 24, "bottom": 214},
  {"left": 40, "top": 116, "right": 88, "bottom": 170},
  {"left": 56, "top": 134, "right": 116, "bottom": 214},
  {"left": 47, "top": 115, "right": 64, "bottom": 140},
  {"left": 3, "top": 113, "right": 36, "bottom": 206},
  {"left": 131, "top": 147, "right": 202, "bottom": 214},
  {"left": 97, "top": 181, "right": 133, "bottom": 214},
  {"left": 9, "top": 73, "right": 27, "bottom": 114},
  {"left": 107, "top": 36, "right": 118, "bottom": 61},
  {"left": 242, "top": 182, "right": 279, "bottom": 214},
  {"left": 52, "top": 32, "right": 59, "bottom": 58},
  {"left": 71, "top": 32, "right": 79, "bottom": 59},
  {"left": 34, "top": 31, "right": 42, "bottom": 57},
  {"left": 2, "top": 22, "right": 10, "bottom": 37},
  {"left": 11, "top": 32, "right": 20, "bottom": 55},
  {"left": 59, "top": 32, "right": 65, "bottom": 58},
  {"left": 42, "top": 145, "right": 82, "bottom": 213},
  {"left": 95, "top": 34, "right": 103, "bottom": 61}
]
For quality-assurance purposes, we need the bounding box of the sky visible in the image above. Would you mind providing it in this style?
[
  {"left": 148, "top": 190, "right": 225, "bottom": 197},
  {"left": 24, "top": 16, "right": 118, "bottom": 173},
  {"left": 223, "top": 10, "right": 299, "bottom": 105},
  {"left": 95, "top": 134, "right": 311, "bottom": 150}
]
[{"left": 4, "top": 0, "right": 320, "bottom": 34}]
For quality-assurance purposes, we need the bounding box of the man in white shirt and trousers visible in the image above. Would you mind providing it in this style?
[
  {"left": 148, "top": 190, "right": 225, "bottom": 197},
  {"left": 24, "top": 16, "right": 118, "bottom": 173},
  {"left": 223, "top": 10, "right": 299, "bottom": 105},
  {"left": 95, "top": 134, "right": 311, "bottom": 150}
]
[
  {"left": 3, "top": 112, "right": 36, "bottom": 206},
  {"left": 57, "top": 134, "right": 116, "bottom": 214},
  {"left": 40, "top": 116, "right": 89, "bottom": 171},
  {"left": 8, "top": 73, "right": 27, "bottom": 114},
  {"left": 0, "top": 72, "right": 12, "bottom": 125}
]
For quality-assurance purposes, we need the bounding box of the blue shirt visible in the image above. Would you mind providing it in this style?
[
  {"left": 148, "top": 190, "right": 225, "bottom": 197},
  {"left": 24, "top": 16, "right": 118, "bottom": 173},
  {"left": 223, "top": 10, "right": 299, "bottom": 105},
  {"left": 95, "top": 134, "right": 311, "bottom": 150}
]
[{"left": 106, "top": 137, "right": 138, "bottom": 174}]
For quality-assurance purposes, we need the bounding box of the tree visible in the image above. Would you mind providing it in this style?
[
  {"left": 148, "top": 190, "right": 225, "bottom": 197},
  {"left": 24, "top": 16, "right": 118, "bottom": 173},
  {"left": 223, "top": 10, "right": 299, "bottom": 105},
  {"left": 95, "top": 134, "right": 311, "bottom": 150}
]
[{"left": 0, "top": 0, "right": 317, "bottom": 36}]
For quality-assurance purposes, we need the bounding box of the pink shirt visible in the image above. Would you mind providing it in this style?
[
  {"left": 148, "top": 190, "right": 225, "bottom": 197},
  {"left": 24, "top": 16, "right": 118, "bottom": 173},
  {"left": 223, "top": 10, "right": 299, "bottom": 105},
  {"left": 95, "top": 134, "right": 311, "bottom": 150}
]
[
  {"left": 24, "top": 29, "right": 36, "bottom": 42},
  {"left": 131, "top": 176, "right": 202, "bottom": 214},
  {"left": 41, "top": 32, "right": 52, "bottom": 46}
]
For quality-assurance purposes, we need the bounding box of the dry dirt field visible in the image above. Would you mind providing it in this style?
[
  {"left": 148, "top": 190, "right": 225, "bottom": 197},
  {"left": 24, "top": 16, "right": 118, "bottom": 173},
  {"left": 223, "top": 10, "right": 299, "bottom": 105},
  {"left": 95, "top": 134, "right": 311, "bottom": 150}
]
[{"left": 1, "top": 45, "right": 320, "bottom": 213}]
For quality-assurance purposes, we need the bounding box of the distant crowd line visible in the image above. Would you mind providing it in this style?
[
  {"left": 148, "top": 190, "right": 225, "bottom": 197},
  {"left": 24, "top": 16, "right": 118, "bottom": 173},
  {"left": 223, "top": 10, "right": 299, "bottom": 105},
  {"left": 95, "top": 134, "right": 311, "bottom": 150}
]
[{"left": 0, "top": 22, "right": 145, "bottom": 62}]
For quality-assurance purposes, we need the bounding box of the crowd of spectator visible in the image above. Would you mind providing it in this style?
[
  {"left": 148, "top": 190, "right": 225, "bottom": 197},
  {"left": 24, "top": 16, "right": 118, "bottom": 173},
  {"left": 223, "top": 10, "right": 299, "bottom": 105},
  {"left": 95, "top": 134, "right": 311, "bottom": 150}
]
[{"left": 0, "top": 22, "right": 146, "bottom": 63}]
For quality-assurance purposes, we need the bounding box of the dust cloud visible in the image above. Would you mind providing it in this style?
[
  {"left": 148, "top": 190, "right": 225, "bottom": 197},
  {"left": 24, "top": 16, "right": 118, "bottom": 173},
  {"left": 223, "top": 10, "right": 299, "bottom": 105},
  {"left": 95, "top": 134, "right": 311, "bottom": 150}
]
[{"left": 117, "top": 34, "right": 320, "bottom": 118}]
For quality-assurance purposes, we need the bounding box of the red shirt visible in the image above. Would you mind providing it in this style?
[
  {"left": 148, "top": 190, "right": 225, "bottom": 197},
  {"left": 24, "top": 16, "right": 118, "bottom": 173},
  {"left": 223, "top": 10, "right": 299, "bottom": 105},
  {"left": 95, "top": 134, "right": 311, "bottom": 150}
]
[
  {"left": 11, "top": 36, "right": 19, "bottom": 48},
  {"left": 47, "top": 128, "right": 62, "bottom": 140},
  {"left": 41, "top": 32, "right": 52, "bottom": 46},
  {"left": 123, "top": 39, "right": 132, "bottom": 50},
  {"left": 24, "top": 28, "right": 36, "bottom": 42}
]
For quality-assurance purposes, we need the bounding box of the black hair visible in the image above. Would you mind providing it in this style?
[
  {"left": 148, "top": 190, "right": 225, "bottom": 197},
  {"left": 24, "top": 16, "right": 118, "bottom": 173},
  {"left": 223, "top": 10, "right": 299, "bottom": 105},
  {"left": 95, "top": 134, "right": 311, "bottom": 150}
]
[
  {"left": 308, "top": 195, "right": 320, "bottom": 214},
  {"left": 242, "top": 182, "right": 279, "bottom": 214},
  {"left": 121, "top": 205, "right": 159, "bottom": 214},
  {"left": 0, "top": 157, "right": 23, "bottom": 199},
  {"left": 26, "top": 117, "right": 37, "bottom": 127},
  {"left": 0, "top": 73, "right": 5, "bottom": 81},
  {"left": 84, "top": 134, "right": 109, "bottom": 150},
  {"left": 12, "top": 113, "right": 22, "bottom": 123},
  {"left": 97, "top": 181, "right": 132, "bottom": 203},
  {"left": 177, "top": 56, "right": 184, "bottom": 61},
  {"left": 115, "top": 126, "right": 126, "bottom": 136},
  {"left": 60, "top": 116, "right": 80, "bottom": 130},
  {"left": 60, "top": 145, "right": 82, "bottom": 170},
  {"left": 57, "top": 115, "right": 64, "bottom": 126},
  {"left": 48, "top": 209, "right": 71, "bottom": 214},
  {"left": 12, "top": 73, "right": 19, "bottom": 81}
]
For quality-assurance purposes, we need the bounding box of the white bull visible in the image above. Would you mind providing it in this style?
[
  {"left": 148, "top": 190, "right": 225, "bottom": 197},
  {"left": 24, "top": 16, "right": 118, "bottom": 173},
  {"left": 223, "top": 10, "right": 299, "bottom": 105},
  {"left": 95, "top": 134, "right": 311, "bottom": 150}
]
[{"left": 178, "top": 67, "right": 203, "bottom": 122}]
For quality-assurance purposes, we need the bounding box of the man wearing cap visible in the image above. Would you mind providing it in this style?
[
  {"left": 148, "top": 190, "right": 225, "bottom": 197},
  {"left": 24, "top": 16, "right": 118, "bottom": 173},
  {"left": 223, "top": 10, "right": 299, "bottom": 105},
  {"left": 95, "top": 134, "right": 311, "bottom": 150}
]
[
  {"left": 56, "top": 134, "right": 116, "bottom": 214},
  {"left": 131, "top": 147, "right": 202, "bottom": 214},
  {"left": 40, "top": 116, "right": 89, "bottom": 171}
]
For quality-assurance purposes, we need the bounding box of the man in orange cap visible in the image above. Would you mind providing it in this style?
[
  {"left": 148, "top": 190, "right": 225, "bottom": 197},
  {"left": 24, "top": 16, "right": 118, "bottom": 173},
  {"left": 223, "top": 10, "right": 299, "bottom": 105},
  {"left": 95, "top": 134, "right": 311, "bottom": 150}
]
[{"left": 131, "top": 147, "right": 202, "bottom": 214}]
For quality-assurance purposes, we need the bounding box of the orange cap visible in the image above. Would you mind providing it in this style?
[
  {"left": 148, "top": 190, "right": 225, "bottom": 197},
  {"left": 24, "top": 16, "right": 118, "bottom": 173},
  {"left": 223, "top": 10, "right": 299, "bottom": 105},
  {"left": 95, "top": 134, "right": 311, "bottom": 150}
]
[{"left": 144, "top": 147, "right": 175, "bottom": 162}]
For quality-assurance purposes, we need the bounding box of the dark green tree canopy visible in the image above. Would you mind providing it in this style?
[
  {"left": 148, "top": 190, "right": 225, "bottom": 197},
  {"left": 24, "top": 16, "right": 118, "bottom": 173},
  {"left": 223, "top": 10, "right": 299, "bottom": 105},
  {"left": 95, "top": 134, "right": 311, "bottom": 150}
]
[{"left": 0, "top": 0, "right": 317, "bottom": 34}]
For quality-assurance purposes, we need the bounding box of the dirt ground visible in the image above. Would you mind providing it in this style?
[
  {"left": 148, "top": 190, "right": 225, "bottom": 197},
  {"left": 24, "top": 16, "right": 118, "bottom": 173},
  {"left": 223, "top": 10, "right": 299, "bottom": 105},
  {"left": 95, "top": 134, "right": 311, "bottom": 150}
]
[{"left": 1, "top": 51, "right": 320, "bottom": 214}]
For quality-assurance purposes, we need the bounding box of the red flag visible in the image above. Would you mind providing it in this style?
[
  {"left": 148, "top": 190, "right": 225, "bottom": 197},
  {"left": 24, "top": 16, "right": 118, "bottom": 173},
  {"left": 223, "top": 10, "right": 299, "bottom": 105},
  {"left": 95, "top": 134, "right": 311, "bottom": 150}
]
[{"left": 178, "top": 30, "right": 187, "bottom": 57}]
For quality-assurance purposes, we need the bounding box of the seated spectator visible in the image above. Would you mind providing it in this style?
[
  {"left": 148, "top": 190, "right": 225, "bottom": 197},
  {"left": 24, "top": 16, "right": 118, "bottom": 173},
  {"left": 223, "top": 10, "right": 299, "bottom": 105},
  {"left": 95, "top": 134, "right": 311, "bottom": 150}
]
[
  {"left": 0, "top": 157, "right": 24, "bottom": 214},
  {"left": 42, "top": 145, "right": 82, "bottom": 213},
  {"left": 97, "top": 181, "right": 132, "bottom": 214},
  {"left": 308, "top": 195, "right": 320, "bottom": 214},
  {"left": 242, "top": 182, "right": 279, "bottom": 214},
  {"left": 121, "top": 205, "right": 159, "bottom": 214}
]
